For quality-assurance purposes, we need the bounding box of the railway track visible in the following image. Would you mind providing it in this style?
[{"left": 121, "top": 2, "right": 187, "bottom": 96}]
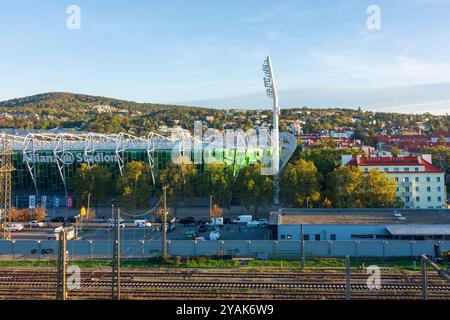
[{"left": 0, "top": 268, "right": 448, "bottom": 300}]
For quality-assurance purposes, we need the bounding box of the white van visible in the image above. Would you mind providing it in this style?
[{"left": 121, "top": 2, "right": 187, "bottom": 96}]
[
  {"left": 134, "top": 220, "right": 152, "bottom": 228},
  {"left": 232, "top": 215, "right": 252, "bottom": 224},
  {"left": 9, "top": 223, "right": 24, "bottom": 232}
]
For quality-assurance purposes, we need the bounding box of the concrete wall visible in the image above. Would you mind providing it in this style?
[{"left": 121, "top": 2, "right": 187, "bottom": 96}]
[{"left": 0, "top": 240, "right": 449, "bottom": 259}]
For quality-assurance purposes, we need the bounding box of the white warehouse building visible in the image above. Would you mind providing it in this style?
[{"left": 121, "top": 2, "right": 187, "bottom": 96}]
[
  {"left": 269, "top": 209, "right": 450, "bottom": 241},
  {"left": 342, "top": 154, "right": 447, "bottom": 209}
]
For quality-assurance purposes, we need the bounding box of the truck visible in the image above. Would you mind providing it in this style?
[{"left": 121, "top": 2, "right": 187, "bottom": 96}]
[
  {"left": 134, "top": 220, "right": 152, "bottom": 228},
  {"left": 232, "top": 215, "right": 252, "bottom": 224}
]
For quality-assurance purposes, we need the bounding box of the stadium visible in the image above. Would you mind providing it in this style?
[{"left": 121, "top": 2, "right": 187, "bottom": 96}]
[{"left": 1, "top": 130, "right": 283, "bottom": 207}]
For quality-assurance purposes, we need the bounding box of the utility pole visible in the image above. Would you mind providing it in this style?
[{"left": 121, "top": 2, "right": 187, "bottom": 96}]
[
  {"left": 56, "top": 229, "right": 67, "bottom": 300},
  {"left": 112, "top": 207, "right": 121, "bottom": 300},
  {"left": 0, "top": 134, "right": 13, "bottom": 241},
  {"left": 209, "top": 195, "right": 212, "bottom": 219},
  {"left": 162, "top": 186, "right": 168, "bottom": 259}
]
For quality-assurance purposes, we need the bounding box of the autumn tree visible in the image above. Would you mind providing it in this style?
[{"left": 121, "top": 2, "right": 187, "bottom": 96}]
[
  {"left": 73, "top": 164, "right": 112, "bottom": 209},
  {"left": 280, "top": 159, "right": 322, "bottom": 207},
  {"left": 327, "top": 166, "right": 364, "bottom": 208}
]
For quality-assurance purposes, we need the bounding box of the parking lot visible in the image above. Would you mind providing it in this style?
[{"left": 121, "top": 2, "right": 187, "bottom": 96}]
[{"left": 6, "top": 221, "right": 270, "bottom": 241}]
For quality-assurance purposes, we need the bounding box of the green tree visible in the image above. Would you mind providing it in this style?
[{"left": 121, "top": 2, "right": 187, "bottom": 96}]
[
  {"left": 159, "top": 163, "right": 198, "bottom": 215},
  {"left": 116, "top": 161, "right": 154, "bottom": 210},
  {"left": 73, "top": 164, "right": 112, "bottom": 209},
  {"left": 236, "top": 164, "right": 275, "bottom": 215},
  {"left": 327, "top": 166, "right": 364, "bottom": 208},
  {"left": 361, "top": 169, "right": 399, "bottom": 208},
  {"left": 198, "top": 163, "right": 234, "bottom": 209},
  {"left": 280, "top": 159, "right": 322, "bottom": 207}
]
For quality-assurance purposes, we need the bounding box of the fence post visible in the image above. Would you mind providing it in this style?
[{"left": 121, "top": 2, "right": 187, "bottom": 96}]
[
  {"left": 167, "top": 241, "right": 171, "bottom": 257},
  {"left": 300, "top": 224, "right": 305, "bottom": 269},
  {"left": 89, "top": 241, "right": 93, "bottom": 260},
  {"left": 193, "top": 241, "right": 197, "bottom": 257},
  {"left": 246, "top": 241, "right": 251, "bottom": 258},
  {"left": 37, "top": 240, "right": 41, "bottom": 261},
  {"left": 328, "top": 241, "right": 333, "bottom": 257},
  {"left": 421, "top": 255, "right": 428, "bottom": 300},
  {"left": 345, "top": 255, "right": 351, "bottom": 300},
  {"left": 382, "top": 241, "right": 388, "bottom": 260},
  {"left": 354, "top": 241, "right": 360, "bottom": 263},
  {"left": 410, "top": 241, "right": 415, "bottom": 258},
  {"left": 272, "top": 241, "right": 277, "bottom": 258},
  {"left": 141, "top": 240, "right": 145, "bottom": 259},
  {"left": 12, "top": 240, "right": 15, "bottom": 260}
]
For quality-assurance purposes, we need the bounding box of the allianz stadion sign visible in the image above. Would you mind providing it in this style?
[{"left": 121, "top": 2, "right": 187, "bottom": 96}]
[{"left": 22, "top": 151, "right": 119, "bottom": 165}]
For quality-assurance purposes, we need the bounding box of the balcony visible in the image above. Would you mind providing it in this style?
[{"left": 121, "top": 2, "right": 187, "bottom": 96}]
[
  {"left": 403, "top": 181, "right": 413, "bottom": 187},
  {"left": 403, "top": 192, "right": 413, "bottom": 197}
]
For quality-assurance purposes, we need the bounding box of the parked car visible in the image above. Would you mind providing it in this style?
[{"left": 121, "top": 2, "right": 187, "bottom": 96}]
[
  {"left": 206, "top": 217, "right": 224, "bottom": 227},
  {"left": 185, "top": 230, "right": 198, "bottom": 240},
  {"left": 247, "top": 218, "right": 268, "bottom": 227},
  {"left": 50, "top": 216, "right": 65, "bottom": 223},
  {"left": 232, "top": 215, "right": 252, "bottom": 224},
  {"left": 134, "top": 220, "right": 152, "bottom": 228},
  {"left": 198, "top": 224, "right": 208, "bottom": 233},
  {"left": 108, "top": 221, "right": 126, "bottom": 228},
  {"left": 223, "top": 218, "right": 232, "bottom": 224},
  {"left": 107, "top": 217, "right": 124, "bottom": 224},
  {"left": 66, "top": 215, "right": 79, "bottom": 223},
  {"left": 8, "top": 223, "right": 24, "bottom": 232},
  {"left": 209, "top": 230, "right": 221, "bottom": 241},
  {"left": 195, "top": 237, "right": 206, "bottom": 241},
  {"left": 197, "top": 218, "right": 210, "bottom": 225},
  {"left": 179, "top": 217, "right": 196, "bottom": 224},
  {"left": 29, "top": 220, "right": 44, "bottom": 227}
]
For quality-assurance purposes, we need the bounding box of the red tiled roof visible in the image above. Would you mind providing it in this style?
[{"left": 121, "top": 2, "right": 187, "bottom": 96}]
[{"left": 346, "top": 156, "right": 443, "bottom": 173}]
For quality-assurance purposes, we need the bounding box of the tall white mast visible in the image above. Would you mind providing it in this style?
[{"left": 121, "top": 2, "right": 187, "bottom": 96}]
[{"left": 262, "top": 56, "right": 280, "bottom": 206}]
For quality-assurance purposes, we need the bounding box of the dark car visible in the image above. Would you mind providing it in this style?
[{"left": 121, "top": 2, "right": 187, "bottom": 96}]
[
  {"left": 197, "top": 218, "right": 210, "bottom": 225},
  {"left": 179, "top": 217, "right": 196, "bottom": 225},
  {"left": 50, "top": 216, "right": 65, "bottom": 222},
  {"left": 66, "top": 216, "right": 78, "bottom": 223},
  {"left": 223, "top": 218, "right": 231, "bottom": 224},
  {"left": 198, "top": 224, "right": 208, "bottom": 233}
]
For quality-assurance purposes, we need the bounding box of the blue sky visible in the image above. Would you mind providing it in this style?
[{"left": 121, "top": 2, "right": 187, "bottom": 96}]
[{"left": 1, "top": 0, "right": 450, "bottom": 114}]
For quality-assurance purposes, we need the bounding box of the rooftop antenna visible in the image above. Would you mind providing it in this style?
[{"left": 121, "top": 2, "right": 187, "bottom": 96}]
[{"left": 262, "top": 56, "right": 280, "bottom": 206}]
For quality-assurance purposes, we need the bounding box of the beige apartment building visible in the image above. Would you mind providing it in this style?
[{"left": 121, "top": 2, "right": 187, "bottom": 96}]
[{"left": 342, "top": 155, "right": 447, "bottom": 209}]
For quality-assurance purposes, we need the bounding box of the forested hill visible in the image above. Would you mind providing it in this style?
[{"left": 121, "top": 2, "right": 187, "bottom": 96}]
[{"left": 0, "top": 92, "right": 210, "bottom": 114}]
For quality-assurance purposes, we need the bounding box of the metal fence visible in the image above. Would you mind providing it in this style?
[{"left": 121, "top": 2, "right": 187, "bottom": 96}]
[{"left": 0, "top": 240, "right": 449, "bottom": 260}]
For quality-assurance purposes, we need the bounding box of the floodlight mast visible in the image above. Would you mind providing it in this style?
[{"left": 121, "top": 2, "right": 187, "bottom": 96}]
[{"left": 262, "top": 56, "right": 280, "bottom": 206}]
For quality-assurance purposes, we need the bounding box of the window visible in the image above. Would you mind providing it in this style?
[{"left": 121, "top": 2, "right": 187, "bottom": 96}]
[
  {"left": 330, "top": 234, "right": 336, "bottom": 241},
  {"left": 427, "top": 177, "right": 431, "bottom": 182},
  {"left": 364, "top": 168, "right": 369, "bottom": 172},
  {"left": 427, "top": 187, "right": 431, "bottom": 192},
  {"left": 438, "top": 197, "right": 442, "bottom": 202},
  {"left": 415, "top": 177, "right": 419, "bottom": 182},
  {"left": 384, "top": 168, "right": 388, "bottom": 172},
  {"left": 427, "top": 197, "right": 432, "bottom": 202},
  {"left": 437, "top": 177, "right": 441, "bottom": 182},
  {"left": 405, "top": 187, "right": 410, "bottom": 192},
  {"left": 287, "top": 235, "right": 292, "bottom": 240},
  {"left": 405, "top": 177, "right": 410, "bottom": 182},
  {"left": 395, "top": 177, "right": 399, "bottom": 182},
  {"left": 394, "top": 167, "right": 399, "bottom": 172},
  {"left": 416, "top": 196, "right": 420, "bottom": 202},
  {"left": 351, "top": 235, "right": 374, "bottom": 239},
  {"left": 437, "top": 186, "right": 441, "bottom": 192},
  {"left": 416, "top": 187, "right": 420, "bottom": 192},
  {"left": 405, "top": 197, "right": 410, "bottom": 202},
  {"left": 396, "top": 187, "right": 400, "bottom": 192},
  {"left": 415, "top": 167, "right": 419, "bottom": 172},
  {"left": 304, "top": 234, "right": 310, "bottom": 240},
  {"left": 315, "top": 234, "right": 321, "bottom": 241},
  {"left": 280, "top": 235, "right": 285, "bottom": 240},
  {"left": 405, "top": 167, "right": 410, "bottom": 172}
]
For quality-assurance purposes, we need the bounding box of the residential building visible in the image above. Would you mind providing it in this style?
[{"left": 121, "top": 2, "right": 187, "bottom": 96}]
[{"left": 343, "top": 154, "right": 447, "bottom": 209}]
